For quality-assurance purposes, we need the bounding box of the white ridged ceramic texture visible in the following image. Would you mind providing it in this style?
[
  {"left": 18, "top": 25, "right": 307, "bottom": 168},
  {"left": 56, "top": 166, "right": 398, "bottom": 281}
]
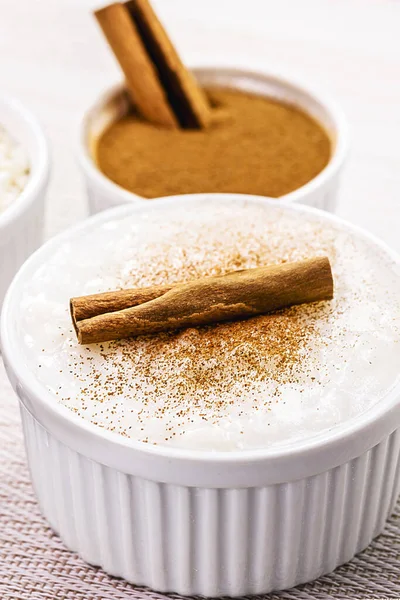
[
  {"left": 21, "top": 405, "right": 400, "bottom": 597},
  {"left": 0, "top": 94, "right": 49, "bottom": 313},
  {"left": 0, "top": 197, "right": 45, "bottom": 312},
  {"left": 78, "top": 65, "right": 348, "bottom": 215}
]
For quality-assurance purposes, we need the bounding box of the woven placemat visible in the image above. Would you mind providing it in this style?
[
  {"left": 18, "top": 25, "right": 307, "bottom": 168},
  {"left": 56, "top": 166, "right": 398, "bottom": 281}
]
[{"left": 0, "top": 360, "right": 399, "bottom": 600}]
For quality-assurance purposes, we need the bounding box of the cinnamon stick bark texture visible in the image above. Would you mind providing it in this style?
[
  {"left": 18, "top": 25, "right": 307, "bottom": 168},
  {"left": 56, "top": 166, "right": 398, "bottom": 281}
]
[
  {"left": 126, "top": 0, "right": 211, "bottom": 128},
  {"left": 71, "top": 257, "right": 334, "bottom": 344},
  {"left": 95, "top": 3, "right": 178, "bottom": 128},
  {"left": 71, "top": 283, "right": 173, "bottom": 325},
  {"left": 94, "top": 1, "right": 211, "bottom": 129}
]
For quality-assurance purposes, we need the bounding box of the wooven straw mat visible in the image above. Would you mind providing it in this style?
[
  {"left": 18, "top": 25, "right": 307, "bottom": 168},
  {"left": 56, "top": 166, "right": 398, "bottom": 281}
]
[{"left": 0, "top": 360, "right": 399, "bottom": 600}]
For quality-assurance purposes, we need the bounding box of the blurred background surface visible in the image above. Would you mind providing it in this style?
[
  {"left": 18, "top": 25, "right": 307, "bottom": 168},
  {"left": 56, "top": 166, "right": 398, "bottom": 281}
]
[{"left": 0, "top": 0, "right": 399, "bottom": 243}]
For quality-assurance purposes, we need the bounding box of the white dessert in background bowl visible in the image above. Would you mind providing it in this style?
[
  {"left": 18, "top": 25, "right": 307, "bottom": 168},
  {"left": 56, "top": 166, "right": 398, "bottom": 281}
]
[
  {"left": 0, "top": 94, "right": 49, "bottom": 315},
  {"left": 0, "top": 124, "right": 29, "bottom": 212},
  {"left": 2, "top": 194, "right": 400, "bottom": 596}
]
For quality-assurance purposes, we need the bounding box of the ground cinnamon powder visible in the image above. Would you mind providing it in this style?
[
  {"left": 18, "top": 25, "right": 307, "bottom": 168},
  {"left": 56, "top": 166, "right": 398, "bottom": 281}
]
[{"left": 96, "top": 87, "right": 331, "bottom": 198}]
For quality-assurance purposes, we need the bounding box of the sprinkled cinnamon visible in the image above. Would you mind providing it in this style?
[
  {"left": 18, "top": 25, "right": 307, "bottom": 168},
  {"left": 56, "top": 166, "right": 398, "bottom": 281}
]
[{"left": 41, "top": 200, "right": 396, "bottom": 450}]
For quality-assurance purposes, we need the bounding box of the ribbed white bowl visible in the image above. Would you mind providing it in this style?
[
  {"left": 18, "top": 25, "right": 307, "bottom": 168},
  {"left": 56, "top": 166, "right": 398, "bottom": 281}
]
[
  {"left": 78, "top": 65, "right": 348, "bottom": 215},
  {"left": 21, "top": 404, "right": 400, "bottom": 596},
  {"left": 0, "top": 94, "right": 49, "bottom": 314},
  {"left": 2, "top": 196, "right": 400, "bottom": 596}
]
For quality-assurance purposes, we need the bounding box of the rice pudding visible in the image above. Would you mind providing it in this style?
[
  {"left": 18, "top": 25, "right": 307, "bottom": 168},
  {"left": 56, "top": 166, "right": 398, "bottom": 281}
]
[
  {"left": 19, "top": 198, "right": 400, "bottom": 451},
  {"left": 0, "top": 124, "right": 29, "bottom": 213}
]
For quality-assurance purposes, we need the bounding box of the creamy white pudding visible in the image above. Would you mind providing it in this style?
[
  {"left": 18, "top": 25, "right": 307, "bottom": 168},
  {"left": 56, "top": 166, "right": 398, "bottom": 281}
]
[
  {"left": 0, "top": 124, "right": 29, "bottom": 213},
  {"left": 19, "top": 198, "right": 400, "bottom": 451}
]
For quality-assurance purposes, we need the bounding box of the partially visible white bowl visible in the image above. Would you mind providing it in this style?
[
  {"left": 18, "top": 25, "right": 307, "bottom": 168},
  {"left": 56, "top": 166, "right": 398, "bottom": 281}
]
[
  {"left": 78, "top": 65, "right": 348, "bottom": 215},
  {"left": 0, "top": 94, "right": 50, "bottom": 313}
]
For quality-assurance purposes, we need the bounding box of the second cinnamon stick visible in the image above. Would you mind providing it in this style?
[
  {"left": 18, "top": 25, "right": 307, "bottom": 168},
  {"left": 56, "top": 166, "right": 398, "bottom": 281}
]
[
  {"left": 95, "top": 3, "right": 178, "bottom": 128},
  {"left": 71, "top": 257, "right": 333, "bottom": 344}
]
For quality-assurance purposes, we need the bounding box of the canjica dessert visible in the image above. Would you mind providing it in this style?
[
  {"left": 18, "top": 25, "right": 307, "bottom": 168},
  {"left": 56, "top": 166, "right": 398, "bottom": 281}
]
[
  {"left": 0, "top": 123, "right": 29, "bottom": 213},
  {"left": 20, "top": 197, "right": 400, "bottom": 451},
  {"left": 93, "top": 0, "right": 331, "bottom": 200}
]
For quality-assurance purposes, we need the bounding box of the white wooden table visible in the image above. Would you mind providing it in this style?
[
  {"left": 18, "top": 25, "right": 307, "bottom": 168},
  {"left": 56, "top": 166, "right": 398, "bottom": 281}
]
[{"left": 0, "top": 1, "right": 399, "bottom": 598}]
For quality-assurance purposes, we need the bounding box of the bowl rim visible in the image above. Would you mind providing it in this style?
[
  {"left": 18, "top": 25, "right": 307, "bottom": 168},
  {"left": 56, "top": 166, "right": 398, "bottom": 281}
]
[
  {"left": 76, "top": 63, "right": 348, "bottom": 205},
  {"left": 0, "top": 93, "right": 50, "bottom": 232},
  {"left": 2, "top": 193, "right": 400, "bottom": 479}
]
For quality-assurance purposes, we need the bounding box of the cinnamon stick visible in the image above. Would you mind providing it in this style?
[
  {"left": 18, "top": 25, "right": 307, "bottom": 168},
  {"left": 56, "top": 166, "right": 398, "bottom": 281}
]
[
  {"left": 94, "top": 1, "right": 211, "bottom": 129},
  {"left": 126, "top": 0, "right": 211, "bottom": 128},
  {"left": 70, "top": 257, "right": 334, "bottom": 344},
  {"left": 71, "top": 283, "right": 173, "bottom": 324},
  {"left": 94, "top": 3, "right": 178, "bottom": 127},
  {"left": 95, "top": 3, "right": 177, "bottom": 127}
]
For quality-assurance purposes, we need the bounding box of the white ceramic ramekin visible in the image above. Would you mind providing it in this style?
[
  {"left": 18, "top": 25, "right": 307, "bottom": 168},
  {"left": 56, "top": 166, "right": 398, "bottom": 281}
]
[
  {"left": 77, "top": 65, "right": 348, "bottom": 215},
  {"left": 2, "top": 194, "right": 399, "bottom": 597},
  {"left": 0, "top": 94, "right": 50, "bottom": 314}
]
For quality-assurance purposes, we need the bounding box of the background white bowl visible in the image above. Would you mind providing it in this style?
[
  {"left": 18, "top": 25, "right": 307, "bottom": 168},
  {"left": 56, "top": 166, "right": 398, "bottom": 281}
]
[
  {"left": 1, "top": 194, "right": 399, "bottom": 596},
  {"left": 78, "top": 66, "right": 348, "bottom": 215},
  {"left": 0, "top": 94, "right": 50, "bottom": 314}
]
